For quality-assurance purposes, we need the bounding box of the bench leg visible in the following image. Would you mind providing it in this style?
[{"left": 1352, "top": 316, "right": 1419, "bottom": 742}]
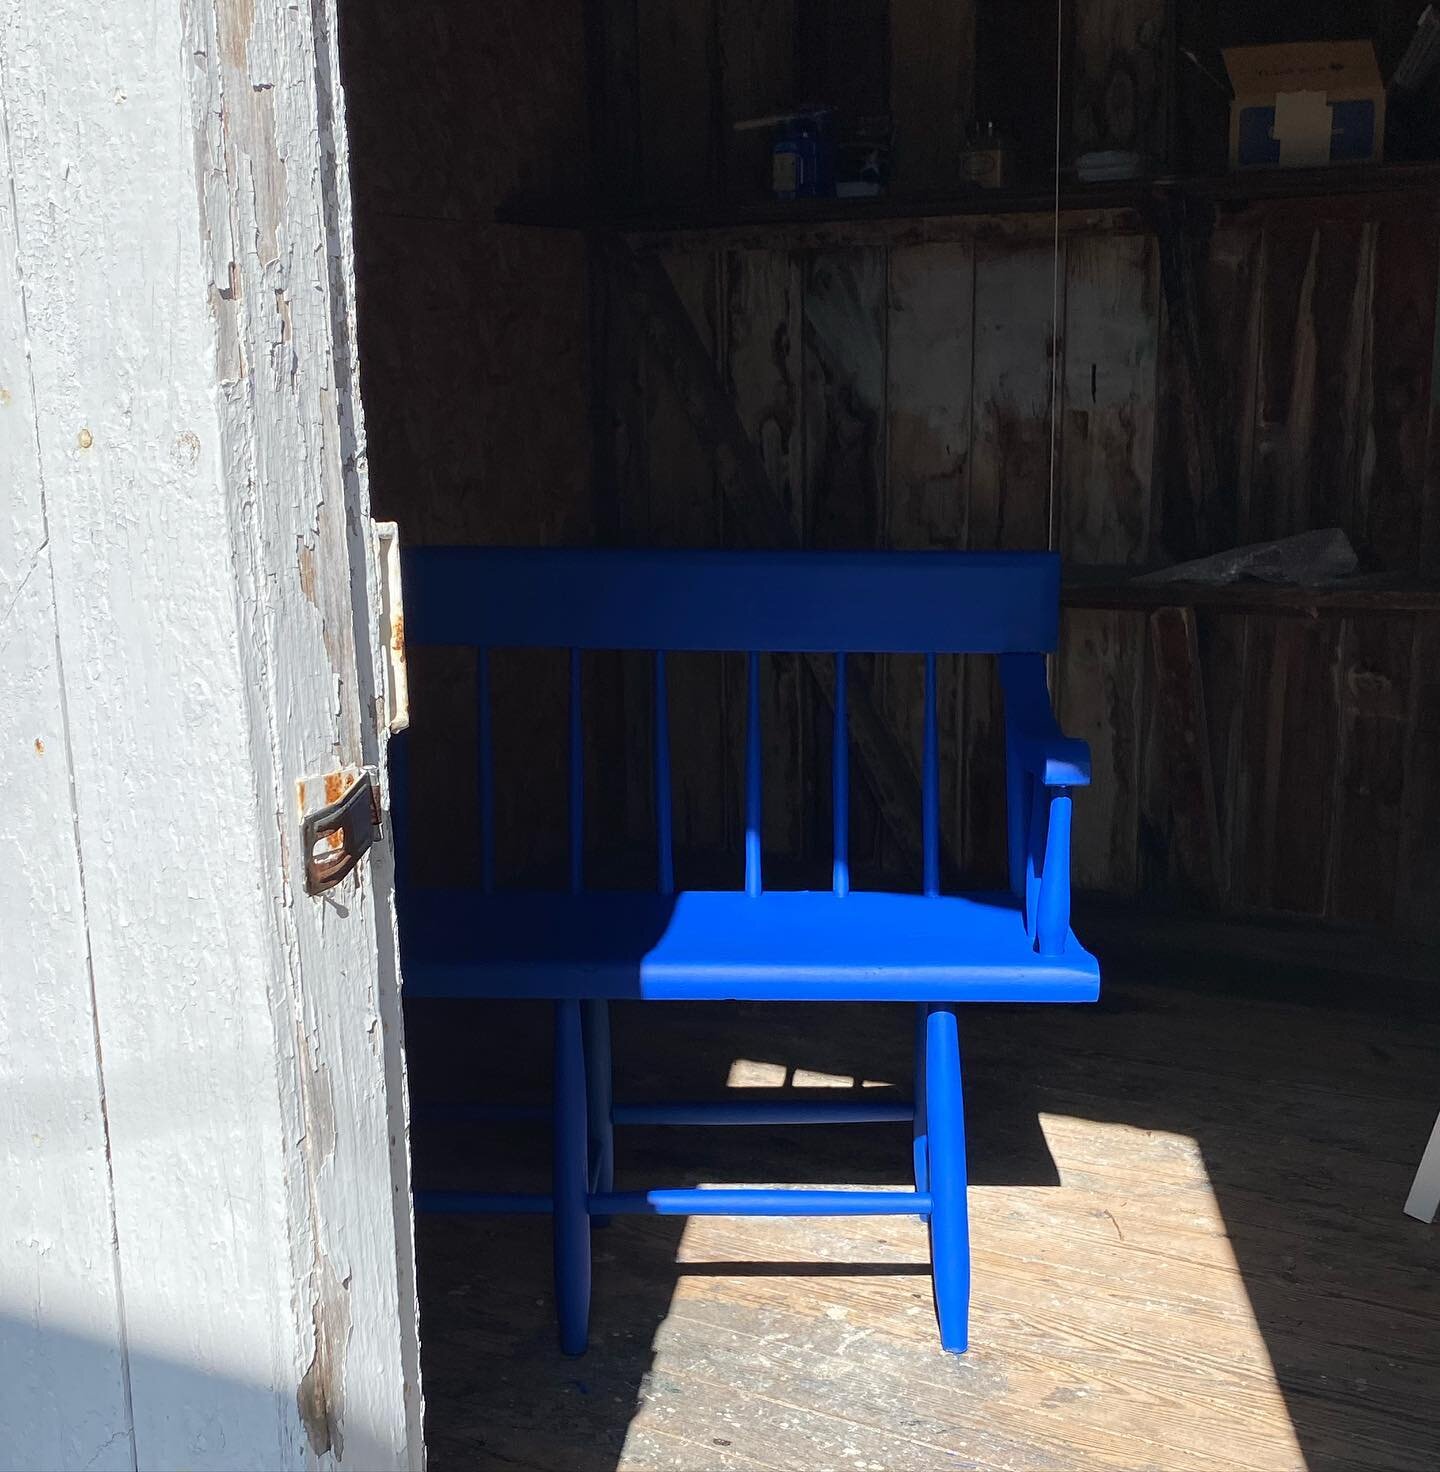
[
  {"left": 553, "top": 999, "right": 592, "bottom": 1356},
  {"left": 912, "top": 1003, "right": 929, "bottom": 1197},
  {"left": 925, "top": 1003, "right": 970, "bottom": 1353},
  {"left": 582, "top": 999, "right": 615, "bottom": 1226}
]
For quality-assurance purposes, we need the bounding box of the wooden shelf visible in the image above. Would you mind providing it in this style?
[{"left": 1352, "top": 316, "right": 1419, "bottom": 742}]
[
  {"left": 498, "top": 163, "right": 1440, "bottom": 244},
  {"left": 1061, "top": 567, "right": 1440, "bottom": 617}
]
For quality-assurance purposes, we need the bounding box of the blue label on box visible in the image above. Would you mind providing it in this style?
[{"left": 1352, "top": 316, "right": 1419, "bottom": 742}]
[{"left": 1237, "top": 99, "right": 1376, "bottom": 166}]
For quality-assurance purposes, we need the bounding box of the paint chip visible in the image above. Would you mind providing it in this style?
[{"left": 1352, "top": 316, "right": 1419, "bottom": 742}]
[
  {"left": 34, "top": 738, "right": 44, "bottom": 754},
  {"left": 77, "top": 428, "right": 93, "bottom": 449},
  {"left": 172, "top": 430, "right": 201, "bottom": 471}
]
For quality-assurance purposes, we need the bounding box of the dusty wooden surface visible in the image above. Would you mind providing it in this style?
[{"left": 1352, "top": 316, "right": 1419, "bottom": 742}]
[{"left": 409, "top": 939, "right": 1440, "bottom": 1472}]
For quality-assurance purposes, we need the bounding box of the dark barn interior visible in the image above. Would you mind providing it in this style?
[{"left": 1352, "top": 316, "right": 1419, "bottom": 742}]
[{"left": 337, "top": 1, "right": 1440, "bottom": 1467}]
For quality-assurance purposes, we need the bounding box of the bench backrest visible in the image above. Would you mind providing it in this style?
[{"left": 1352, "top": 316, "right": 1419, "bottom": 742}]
[
  {"left": 398, "top": 546, "right": 1060, "bottom": 901},
  {"left": 404, "top": 548, "right": 1060, "bottom": 654}
]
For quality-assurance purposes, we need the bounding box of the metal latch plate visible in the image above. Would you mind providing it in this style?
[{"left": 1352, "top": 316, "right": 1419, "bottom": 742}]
[{"left": 299, "top": 766, "right": 381, "bottom": 895}]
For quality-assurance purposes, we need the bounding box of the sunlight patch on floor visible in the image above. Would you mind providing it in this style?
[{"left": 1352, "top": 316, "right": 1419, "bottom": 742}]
[{"left": 725, "top": 1058, "right": 895, "bottom": 1090}]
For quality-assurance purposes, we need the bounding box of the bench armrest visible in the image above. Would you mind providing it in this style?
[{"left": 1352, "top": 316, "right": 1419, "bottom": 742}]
[
  {"left": 999, "top": 655, "right": 1087, "bottom": 957},
  {"left": 999, "top": 654, "right": 1091, "bottom": 787}
]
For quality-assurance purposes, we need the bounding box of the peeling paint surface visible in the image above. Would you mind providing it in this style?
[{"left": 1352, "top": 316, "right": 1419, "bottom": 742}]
[{"left": 1, "top": 0, "right": 420, "bottom": 1467}]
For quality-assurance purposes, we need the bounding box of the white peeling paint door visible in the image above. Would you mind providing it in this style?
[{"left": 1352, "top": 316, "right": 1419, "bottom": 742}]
[{"left": 1, "top": 1, "right": 422, "bottom": 1469}]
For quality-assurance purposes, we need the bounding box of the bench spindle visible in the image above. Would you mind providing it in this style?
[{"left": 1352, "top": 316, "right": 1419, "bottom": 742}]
[
  {"left": 746, "top": 651, "right": 762, "bottom": 898},
  {"left": 923, "top": 652, "right": 940, "bottom": 898},
  {"left": 569, "top": 649, "right": 583, "bottom": 895},
  {"left": 654, "top": 652, "right": 674, "bottom": 896},
  {"left": 833, "top": 652, "right": 849, "bottom": 899},
  {"left": 478, "top": 648, "right": 495, "bottom": 894}
]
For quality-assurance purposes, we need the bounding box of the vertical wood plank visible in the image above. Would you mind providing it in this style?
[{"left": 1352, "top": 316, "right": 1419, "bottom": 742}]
[
  {"left": 591, "top": 249, "right": 650, "bottom": 864},
  {"left": 637, "top": 0, "right": 718, "bottom": 201},
  {"left": 965, "top": 242, "right": 1058, "bottom": 884},
  {"left": 1365, "top": 210, "right": 1440, "bottom": 568},
  {"left": 1145, "top": 605, "right": 1222, "bottom": 904},
  {"left": 1396, "top": 619, "right": 1440, "bottom": 938},
  {"left": 646, "top": 253, "right": 729, "bottom": 869},
  {"left": 1250, "top": 215, "right": 1375, "bottom": 545},
  {"left": 1327, "top": 616, "right": 1415, "bottom": 925},
  {"left": 805, "top": 247, "right": 888, "bottom": 548},
  {"left": 1056, "top": 233, "right": 1157, "bottom": 896},
  {"left": 805, "top": 245, "right": 888, "bottom": 871},
  {"left": 969, "top": 242, "right": 1057, "bottom": 552},
  {"left": 1313, "top": 220, "right": 1377, "bottom": 537},
  {"left": 885, "top": 240, "right": 974, "bottom": 875},
  {"left": 889, "top": 0, "right": 975, "bottom": 195},
  {"left": 885, "top": 242, "right": 975, "bottom": 549},
  {"left": 1058, "top": 233, "right": 1158, "bottom": 563},
  {"left": 1251, "top": 221, "right": 1319, "bottom": 544},
  {"left": 1057, "top": 607, "right": 1143, "bottom": 893},
  {"left": 1196, "top": 611, "right": 1250, "bottom": 908},
  {"left": 1200, "top": 220, "right": 1263, "bottom": 555},
  {"left": 1234, "top": 618, "right": 1343, "bottom": 916},
  {"left": 0, "top": 112, "right": 131, "bottom": 1457}
]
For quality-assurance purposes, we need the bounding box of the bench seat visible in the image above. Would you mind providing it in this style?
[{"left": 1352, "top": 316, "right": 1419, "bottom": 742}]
[{"left": 400, "top": 888, "right": 1100, "bottom": 1003}]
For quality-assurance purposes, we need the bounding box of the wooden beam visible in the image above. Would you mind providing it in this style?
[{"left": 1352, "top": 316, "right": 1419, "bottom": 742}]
[{"left": 609, "top": 239, "right": 938, "bottom": 877}]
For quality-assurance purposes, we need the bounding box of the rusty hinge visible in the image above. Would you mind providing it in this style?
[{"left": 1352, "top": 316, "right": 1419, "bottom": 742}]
[{"left": 298, "top": 766, "right": 381, "bottom": 895}]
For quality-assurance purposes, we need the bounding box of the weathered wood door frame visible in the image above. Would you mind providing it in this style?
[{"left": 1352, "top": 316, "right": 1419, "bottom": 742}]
[{"left": 2, "top": 1, "right": 422, "bottom": 1466}]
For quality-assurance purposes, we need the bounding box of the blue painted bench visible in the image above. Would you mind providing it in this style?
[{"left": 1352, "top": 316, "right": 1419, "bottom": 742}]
[{"left": 393, "top": 547, "right": 1099, "bottom": 1356}]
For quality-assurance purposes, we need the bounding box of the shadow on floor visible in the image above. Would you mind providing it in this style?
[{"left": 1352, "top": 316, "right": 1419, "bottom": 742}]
[{"left": 407, "top": 927, "right": 1440, "bottom": 1472}]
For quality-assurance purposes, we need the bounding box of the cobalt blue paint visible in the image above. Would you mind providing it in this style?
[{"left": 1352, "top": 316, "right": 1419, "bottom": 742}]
[
  {"left": 833, "top": 651, "right": 849, "bottom": 898},
  {"left": 395, "top": 546, "right": 1099, "bottom": 1356},
  {"left": 569, "top": 650, "right": 583, "bottom": 897},
  {"left": 923, "top": 651, "right": 940, "bottom": 897},
  {"left": 745, "top": 651, "right": 762, "bottom": 899},
  {"left": 477, "top": 648, "right": 495, "bottom": 895},
  {"left": 591, "top": 1189, "right": 931, "bottom": 1217},
  {"left": 925, "top": 1005, "right": 970, "bottom": 1352}
]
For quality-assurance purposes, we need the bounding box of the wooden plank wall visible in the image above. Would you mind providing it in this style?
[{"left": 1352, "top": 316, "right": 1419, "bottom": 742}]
[
  {"left": 602, "top": 195, "right": 1440, "bottom": 931},
  {"left": 590, "top": 0, "right": 1440, "bottom": 933},
  {"left": 600, "top": 213, "right": 1160, "bottom": 889},
  {"left": 340, "top": 0, "right": 1440, "bottom": 936}
]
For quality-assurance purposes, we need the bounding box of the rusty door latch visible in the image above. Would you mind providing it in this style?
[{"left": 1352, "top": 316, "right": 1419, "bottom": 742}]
[{"left": 301, "top": 766, "right": 381, "bottom": 895}]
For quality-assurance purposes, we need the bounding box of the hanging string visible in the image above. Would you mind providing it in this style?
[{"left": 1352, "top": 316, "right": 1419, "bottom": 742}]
[{"left": 1045, "top": 0, "right": 1064, "bottom": 555}]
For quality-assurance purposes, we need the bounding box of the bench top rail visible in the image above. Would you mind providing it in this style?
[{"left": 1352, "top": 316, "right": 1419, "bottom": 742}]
[{"left": 404, "top": 547, "right": 1060, "bottom": 654}]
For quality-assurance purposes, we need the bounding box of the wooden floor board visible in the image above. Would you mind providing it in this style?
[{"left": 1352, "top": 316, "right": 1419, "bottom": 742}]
[{"left": 410, "top": 944, "right": 1440, "bottom": 1472}]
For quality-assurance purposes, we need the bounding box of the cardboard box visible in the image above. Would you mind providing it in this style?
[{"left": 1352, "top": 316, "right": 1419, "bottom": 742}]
[{"left": 1223, "top": 41, "right": 1385, "bottom": 169}]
